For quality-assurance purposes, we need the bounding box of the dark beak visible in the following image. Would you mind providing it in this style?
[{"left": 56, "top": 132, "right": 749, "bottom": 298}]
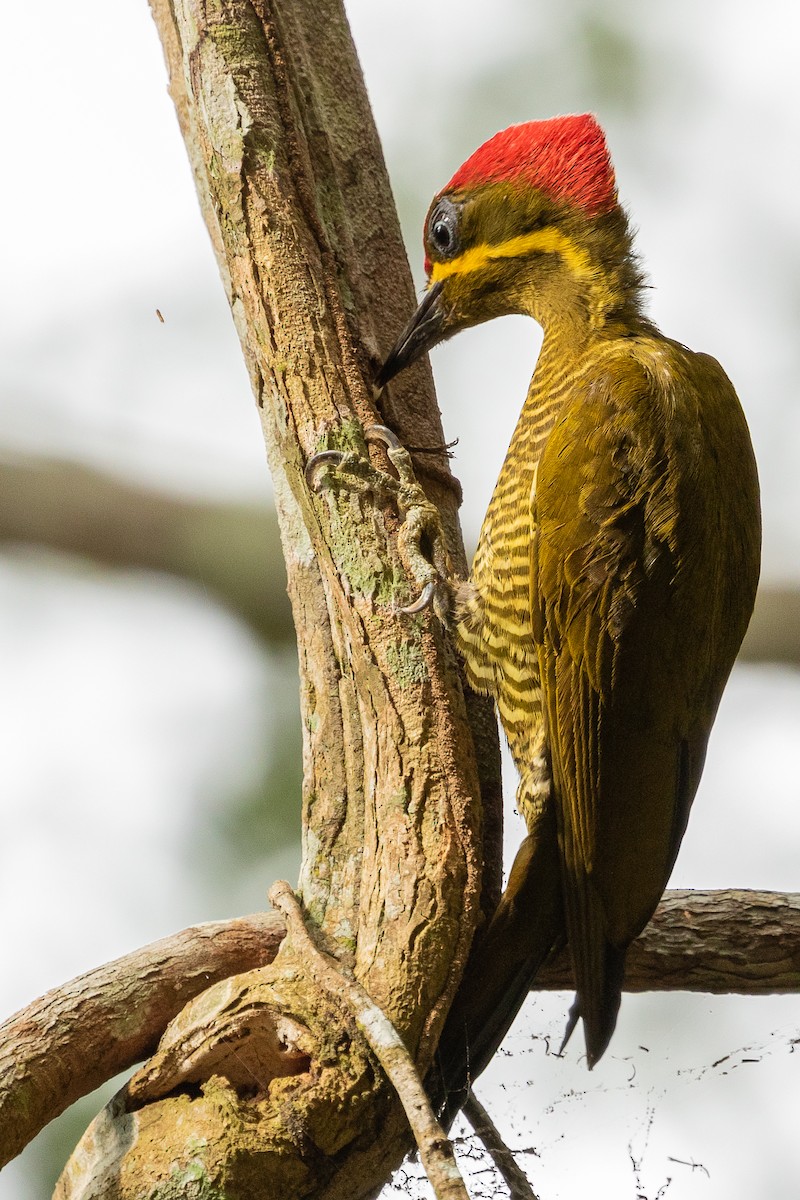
[{"left": 375, "top": 281, "right": 446, "bottom": 390}]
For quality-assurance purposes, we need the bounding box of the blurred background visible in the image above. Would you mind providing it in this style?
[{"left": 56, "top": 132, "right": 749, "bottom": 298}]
[{"left": 0, "top": 1, "right": 798, "bottom": 1196}]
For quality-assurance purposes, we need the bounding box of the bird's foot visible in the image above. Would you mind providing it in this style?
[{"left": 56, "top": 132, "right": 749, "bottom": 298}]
[{"left": 306, "top": 424, "right": 452, "bottom": 619}]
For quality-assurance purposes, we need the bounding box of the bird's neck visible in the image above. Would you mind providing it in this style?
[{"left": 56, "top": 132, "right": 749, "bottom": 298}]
[
  {"left": 529, "top": 243, "right": 654, "bottom": 394},
  {"left": 510, "top": 289, "right": 651, "bottom": 476},
  {"left": 521, "top": 206, "right": 650, "bottom": 350},
  {"left": 534, "top": 306, "right": 607, "bottom": 392}
]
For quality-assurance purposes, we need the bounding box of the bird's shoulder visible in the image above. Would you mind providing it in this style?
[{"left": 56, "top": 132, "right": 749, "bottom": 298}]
[
  {"left": 532, "top": 327, "right": 759, "bottom": 696},
  {"left": 532, "top": 332, "right": 718, "bottom": 690}
]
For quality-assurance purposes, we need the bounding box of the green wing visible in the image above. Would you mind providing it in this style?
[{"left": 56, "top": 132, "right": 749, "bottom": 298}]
[{"left": 532, "top": 354, "right": 706, "bottom": 1066}]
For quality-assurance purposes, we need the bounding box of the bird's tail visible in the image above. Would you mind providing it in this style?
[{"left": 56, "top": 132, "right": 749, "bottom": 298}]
[
  {"left": 427, "top": 823, "right": 563, "bottom": 1127},
  {"left": 559, "top": 935, "right": 626, "bottom": 1068},
  {"left": 559, "top": 873, "right": 628, "bottom": 1069}
]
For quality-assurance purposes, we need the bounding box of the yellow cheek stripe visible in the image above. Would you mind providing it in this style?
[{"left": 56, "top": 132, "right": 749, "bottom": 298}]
[{"left": 429, "top": 227, "right": 592, "bottom": 283}]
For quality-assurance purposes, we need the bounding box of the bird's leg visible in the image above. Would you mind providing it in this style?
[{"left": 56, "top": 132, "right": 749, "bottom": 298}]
[{"left": 305, "top": 425, "right": 453, "bottom": 620}]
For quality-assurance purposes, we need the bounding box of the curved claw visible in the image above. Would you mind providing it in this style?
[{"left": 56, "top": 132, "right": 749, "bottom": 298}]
[
  {"left": 399, "top": 580, "right": 437, "bottom": 615},
  {"left": 363, "top": 424, "right": 403, "bottom": 453},
  {"left": 306, "top": 425, "right": 448, "bottom": 622},
  {"left": 305, "top": 449, "right": 346, "bottom": 490}
]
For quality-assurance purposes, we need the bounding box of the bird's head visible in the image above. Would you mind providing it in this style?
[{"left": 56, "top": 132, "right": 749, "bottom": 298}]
[{"left": 378, "top": 114, "right": 644, "bottom": 388}]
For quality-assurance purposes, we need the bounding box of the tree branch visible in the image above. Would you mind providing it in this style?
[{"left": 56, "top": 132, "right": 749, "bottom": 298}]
[
  {"left": 0, "top": 913, "right": 284, "bottom": 1170},
  {"left": 0, "top": 455, "right": 294, "bottom": 646},
  {"left": 45, "top": 0, "right": 502, "bottom": 1194},
  {"left": 461, "top": 1091, "right": 539, "bottom": 1200},
  {"left": 534, "top": 889, "right": 800, "bottom": 994},
  {"left": 270, "top": 881, "right": 471, "bottom": 1200},
  {"left": 3, "top": 889, "right": 796, "bottom": 1171}
]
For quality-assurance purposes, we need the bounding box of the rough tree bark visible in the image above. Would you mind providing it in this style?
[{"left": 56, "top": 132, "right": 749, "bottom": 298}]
[
  {"left": 47, "top": 0, "right": 503, "bottom": 1196},
  {"left": 1, "top": 1, "right": 797, "bottom": 1197},
  {"left": 2, "top": 891, "right": 798, "bottom": 1174}
]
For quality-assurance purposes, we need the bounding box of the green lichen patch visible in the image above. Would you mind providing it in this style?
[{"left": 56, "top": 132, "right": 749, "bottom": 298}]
[
  {"left": 314, "top": 417, "right": 364, "bottom": 457},
  {"left": 385, "top": 638, "right": 428, "bottom": 689},
  {"left": 388, "top": 786, "right": 411, "bottom": 813},
  {"left": 305, "top": 710, "right": 320, "bottom": 734},
  {"left": 377, "top": 563, "right": 409, "bottom": 609},
  {"left": 148, "top": 1153, "right": 221, "bottom": 1200},
  {"left": 311, "top": 422, "right": 422, "bottom": 607}
]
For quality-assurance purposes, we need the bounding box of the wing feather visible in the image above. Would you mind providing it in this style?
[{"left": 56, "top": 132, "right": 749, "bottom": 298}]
[{"left": 532, "top": 357, "right": 687, "bottom": 1064}]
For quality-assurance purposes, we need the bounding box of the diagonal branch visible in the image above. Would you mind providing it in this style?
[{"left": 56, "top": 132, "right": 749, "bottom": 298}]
[
  {"left": 270, "top": 881, "right": 471, "bottom": 1200},
  {"left": 462, "top": 1091, "right": 539, "bottom": 1200}
]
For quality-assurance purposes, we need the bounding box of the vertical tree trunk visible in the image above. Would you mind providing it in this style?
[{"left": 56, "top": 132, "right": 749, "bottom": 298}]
[{"left": 53, "top": 1, "right": 501, "bottom": 1196}]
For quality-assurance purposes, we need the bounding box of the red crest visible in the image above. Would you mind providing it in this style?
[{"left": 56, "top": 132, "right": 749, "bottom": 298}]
[{"left": 442, "top": 114, "right": 617, "bottom": 216}]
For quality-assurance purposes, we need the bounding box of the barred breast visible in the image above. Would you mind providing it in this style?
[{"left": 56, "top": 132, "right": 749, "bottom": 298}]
[{"left": 455, "top": 340, "right": 622, "bottom": 824}]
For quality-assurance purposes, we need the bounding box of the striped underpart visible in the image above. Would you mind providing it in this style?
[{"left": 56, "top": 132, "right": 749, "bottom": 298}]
[{"left": 456, "top": 334, "right": 623, "bottom": 826}]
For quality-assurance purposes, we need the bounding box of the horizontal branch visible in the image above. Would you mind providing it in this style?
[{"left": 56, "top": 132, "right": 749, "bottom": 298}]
[
  {"left": 0, "top": 455, "right": 293, "bottom": 646},
  {"left": 0, "top": 913, "right": 284, "bottom": 1169},
  {"left": 2, "top": 889, "right": 797, "bottom": 1168},
  {"left": 535, "top": 888, "right": 800, "bottom": 994}
]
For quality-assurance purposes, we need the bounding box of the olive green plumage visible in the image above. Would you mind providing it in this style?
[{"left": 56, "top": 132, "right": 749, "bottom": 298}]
[
  {"left": 534, "top": 336, "right": 758, "bottom": 1060},
  {"left": 378, "top": 116, "right": 761, "bottom": 1086}
]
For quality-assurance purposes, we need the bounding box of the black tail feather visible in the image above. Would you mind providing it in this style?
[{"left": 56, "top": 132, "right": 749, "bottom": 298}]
[
  {"left": 581, "top": 941, "right": 627, "bottom": 1069},
  {"left": 427, "top": 827, "right": 563, "bottom": 1126}
]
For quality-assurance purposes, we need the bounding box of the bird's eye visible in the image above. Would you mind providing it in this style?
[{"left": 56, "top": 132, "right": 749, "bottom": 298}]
[
  {"left": 432, "top": 219, "right": 454, "bottom": 252},
  {"left": 427, "top": 199, "right": 459, "bottom": 259},
  {"left": 434, "top": 220, "right": 453, "bottom": 253}
]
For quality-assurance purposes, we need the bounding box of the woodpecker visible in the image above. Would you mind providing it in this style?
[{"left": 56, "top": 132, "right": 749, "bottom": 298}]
[{"left": 375, "top": 115, "right": 761, "bottom": 1075}]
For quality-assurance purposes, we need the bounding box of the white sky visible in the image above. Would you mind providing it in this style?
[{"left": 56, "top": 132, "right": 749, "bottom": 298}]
[{"left": 0, "top": 1, "right": 798, "bottom": 1197}]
